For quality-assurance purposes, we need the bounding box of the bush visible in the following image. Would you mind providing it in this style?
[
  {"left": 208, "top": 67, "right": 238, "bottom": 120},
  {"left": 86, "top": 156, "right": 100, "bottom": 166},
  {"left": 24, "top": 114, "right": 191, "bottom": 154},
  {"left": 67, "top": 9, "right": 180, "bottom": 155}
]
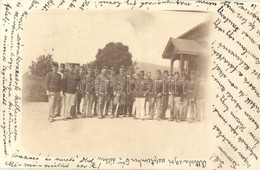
[{"left": 22, "top": 75, "right": 48, "bottom": 102}]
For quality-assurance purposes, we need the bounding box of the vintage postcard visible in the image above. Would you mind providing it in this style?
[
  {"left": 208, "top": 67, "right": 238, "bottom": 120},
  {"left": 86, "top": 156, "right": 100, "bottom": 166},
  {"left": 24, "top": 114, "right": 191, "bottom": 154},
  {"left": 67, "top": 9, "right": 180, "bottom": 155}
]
[{"left": 1, "top": 0, "right": 259, "bottom": 169}]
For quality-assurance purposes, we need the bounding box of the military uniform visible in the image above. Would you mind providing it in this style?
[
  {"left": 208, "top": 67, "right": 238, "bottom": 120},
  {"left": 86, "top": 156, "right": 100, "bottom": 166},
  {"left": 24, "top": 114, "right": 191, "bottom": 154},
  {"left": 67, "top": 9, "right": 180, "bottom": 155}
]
[
  {"left": 95, "top": 67, "right": 110, "bottom": 118},
  {"left": 75, "top": 67, "right": 84, "bottom": 114},
  {"left": 114, "top": 66, "right": 127, "bottom": 117},
  {"left": 63, "top": 69, "right": 80, "bottom": 119},
  {"left": 105, "top": 67, "right": 117, "bottom": 117},
  {"left": 82, "top": 72, "right": 96, "bottom": 117},
  {"left": 144, "top": 76, "right": 152, "bottom": 117},
  {"left": 168, "top": 74, "right": 184, "bottom": 121},
  {"left": 161, "top": 70, "right": 169, "bottom": 119},
  {"left": 45, "top": 65, "right": 62, "bottom": 122},
  {"left": 93, "top": 68, "right": 101, "bottom": 116},
  {"left": 125, "top": 70, "right": 136, "bottom": 117},
  {"left": 180, "top": 75, "right": 188, "bottom": 121},
  {"left": 133, "top": 71, "right": 148, "bottom": 119},
  {"left": 149, "top": 70, "right": 163, "bottom": 120}
]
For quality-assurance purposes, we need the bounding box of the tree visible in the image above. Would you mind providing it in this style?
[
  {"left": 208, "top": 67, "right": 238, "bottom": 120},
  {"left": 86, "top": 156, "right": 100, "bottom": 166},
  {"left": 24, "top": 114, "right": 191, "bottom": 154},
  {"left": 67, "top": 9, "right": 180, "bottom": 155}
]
[
  {"left": 95, "top": 42, "right": 132, "bottom": 72},
  {"left": 29, "top": 54, "right": 53, "bottom": 77}
]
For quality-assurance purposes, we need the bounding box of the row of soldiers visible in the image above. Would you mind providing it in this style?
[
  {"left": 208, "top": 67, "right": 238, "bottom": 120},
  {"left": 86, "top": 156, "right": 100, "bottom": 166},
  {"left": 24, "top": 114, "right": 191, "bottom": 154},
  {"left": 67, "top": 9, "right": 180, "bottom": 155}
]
[{"left": 45, "top": 62, "right": 205, "bottom": 122}]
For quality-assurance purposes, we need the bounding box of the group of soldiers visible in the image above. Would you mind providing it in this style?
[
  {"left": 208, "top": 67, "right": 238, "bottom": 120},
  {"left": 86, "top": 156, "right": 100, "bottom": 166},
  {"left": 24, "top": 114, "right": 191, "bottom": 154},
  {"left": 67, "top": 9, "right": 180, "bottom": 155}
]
[{"left": 45, "top": 62, "right": 205, "bottom": 122}]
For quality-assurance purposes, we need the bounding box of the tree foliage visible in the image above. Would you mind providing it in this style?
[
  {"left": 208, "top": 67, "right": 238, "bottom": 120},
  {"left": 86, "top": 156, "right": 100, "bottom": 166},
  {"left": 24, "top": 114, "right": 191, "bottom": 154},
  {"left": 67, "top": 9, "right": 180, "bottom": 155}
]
[
  {"left": 95, "top": 42, "right": 132, "bottom": 72},
  {"left": 29, "top": 54, "right": 53, "bottom": 77}
]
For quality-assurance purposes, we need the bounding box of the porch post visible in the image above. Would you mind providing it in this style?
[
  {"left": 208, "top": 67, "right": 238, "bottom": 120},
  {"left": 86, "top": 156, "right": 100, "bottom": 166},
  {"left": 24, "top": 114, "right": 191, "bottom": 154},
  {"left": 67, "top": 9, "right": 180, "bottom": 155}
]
[{"left": 170, "top": 57, "right": 174, "bottom": 76}]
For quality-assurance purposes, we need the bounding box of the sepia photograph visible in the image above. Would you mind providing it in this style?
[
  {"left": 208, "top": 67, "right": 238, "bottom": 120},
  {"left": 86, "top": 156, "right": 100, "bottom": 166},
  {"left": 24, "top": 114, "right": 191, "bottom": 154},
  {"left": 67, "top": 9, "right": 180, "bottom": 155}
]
[
  {"left": 2, "top": 1, "right": 260, "bottom": 169},
  {"left": 21, "top": 10, "right": 212, "bottom": 158}
]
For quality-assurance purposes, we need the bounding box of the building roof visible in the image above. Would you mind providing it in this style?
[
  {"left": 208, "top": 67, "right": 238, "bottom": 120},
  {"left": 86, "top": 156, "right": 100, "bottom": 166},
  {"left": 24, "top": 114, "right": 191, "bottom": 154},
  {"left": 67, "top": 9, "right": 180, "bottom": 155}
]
[{"left": 162, "top": 38, "right": 209, "bottom": 60}]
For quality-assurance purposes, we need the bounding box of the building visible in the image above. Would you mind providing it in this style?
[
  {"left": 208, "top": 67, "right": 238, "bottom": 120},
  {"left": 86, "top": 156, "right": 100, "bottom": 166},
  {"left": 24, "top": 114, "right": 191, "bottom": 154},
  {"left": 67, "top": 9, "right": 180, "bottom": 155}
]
[{"left": 162, "top": 20, "right": 211, "bottom": 76}]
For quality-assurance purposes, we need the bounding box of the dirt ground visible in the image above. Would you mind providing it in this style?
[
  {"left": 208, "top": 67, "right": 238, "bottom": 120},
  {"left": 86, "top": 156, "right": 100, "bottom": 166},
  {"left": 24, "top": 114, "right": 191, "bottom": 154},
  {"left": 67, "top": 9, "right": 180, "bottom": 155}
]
[{"left": 21, "top": 102, "right": 213, "bottom": 159}]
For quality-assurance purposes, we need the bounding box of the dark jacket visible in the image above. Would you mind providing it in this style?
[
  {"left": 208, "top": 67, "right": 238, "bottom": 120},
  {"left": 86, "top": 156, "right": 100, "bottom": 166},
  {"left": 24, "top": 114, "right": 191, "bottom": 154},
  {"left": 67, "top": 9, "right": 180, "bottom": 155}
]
[
  {"left": 134, "top": 78, "right": 149, "bottom": 98},
  {"left": 63, "top": 71, "right": 80, "bottom": 94},
  {"left": 45, "top": 72, "right": 62, "bottom": 92}
]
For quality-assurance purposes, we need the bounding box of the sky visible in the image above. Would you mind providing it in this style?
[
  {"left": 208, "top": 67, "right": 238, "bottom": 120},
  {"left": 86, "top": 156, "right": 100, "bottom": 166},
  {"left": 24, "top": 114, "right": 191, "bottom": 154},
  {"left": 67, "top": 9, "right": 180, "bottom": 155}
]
[{"left": 22, "top": 10, "right": 210, "bottom": 73}]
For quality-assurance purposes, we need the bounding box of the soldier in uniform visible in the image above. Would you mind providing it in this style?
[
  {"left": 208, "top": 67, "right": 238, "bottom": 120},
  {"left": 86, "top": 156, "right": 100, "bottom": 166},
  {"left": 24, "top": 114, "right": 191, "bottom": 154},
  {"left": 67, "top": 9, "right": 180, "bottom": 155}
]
[
  {"left": 115, "top": 65, "right": 127, "bottom": 117},
  {"left": 149, "top": 70, "right": 163, "bottom": 120},
  {"left": 161, "top": 70, "right": 169, "bottom": 119},
  {"left": 75, "top": 65, "right": 83, "bottom": 115},
  {"left": 105, "top": 66, "right": 117, "bottom": 118},
  {"left": 168, "top": 72, "right": 183, "bottom": 122},
  {"left": 55, "top": 63, "right": 65, "bottom": 117},
  {"left": 125, "top": 68, "right": 136, "bottom": 117},
  {"left": 95, "top": 66, "right": 110, "bottom": 119},
  {"left": 133, "top": 71, "right": 147, "bottom": 120},
  {"left": 180, "top": 73, "right": 188, "bottom": 121},
  {"left": 93, "top": 67, "right": 101, "bottom": 116},
  {"left": 45, "top": 62, "right": 62, "bottom": 122},
  {"left": 82, "top": 67, "right": 96, "bottom": 117},
  {"left": 144, "top": 72, "right": 152, "bottom": 117},
  {"left": 62, "top": 64, "right": 81, "bottom": 119}
]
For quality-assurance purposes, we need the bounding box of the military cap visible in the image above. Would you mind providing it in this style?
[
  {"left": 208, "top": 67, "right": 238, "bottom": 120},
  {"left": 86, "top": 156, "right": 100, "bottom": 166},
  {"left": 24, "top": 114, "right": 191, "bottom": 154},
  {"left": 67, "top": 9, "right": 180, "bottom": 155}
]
[
  {"left": 60, "top": 63, "right": 65, "bottom": 68},
  {"left": 164, "top": 70, "right": 169, "bottom": 74},
  {"left": 52, "top": 62, "right": 59, "bottom": 67},
  {"left": 156, "top": 69, "right": 161, "bottom": 74},
  {"left": 120, "top": 65, "right": 126, "bottom": 69},
  {"left": 110, "top": 66, "right": 115, "bottom": 70},
  {"left": 102, "top": 65, "right": 108, "bottom": 69}
]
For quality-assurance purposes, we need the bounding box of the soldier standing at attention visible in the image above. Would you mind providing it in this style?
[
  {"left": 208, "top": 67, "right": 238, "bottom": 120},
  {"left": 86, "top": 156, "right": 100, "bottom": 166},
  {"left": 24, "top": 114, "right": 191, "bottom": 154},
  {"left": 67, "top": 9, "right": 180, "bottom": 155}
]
[
  {"left": 115, "top": 65, "right": 127, "bottom": 117},
  {"left": 125, "top": 68, "right": 136, "bottom": 117},
  {"left": 105, "top": 67, "right": 117, "bottom": 118},
  {"left": 75, "top": 65, "right": 83, "bottom": 115},
  {"left": 144, "top": 72, "right": 152, "bottom": 118},
  {"left": 180, "top": 73, "right": 188, "bottom": 121},
  {"left": 63, "top": 64, "right": 80, "bottom": 119},
  {"left": 55, "top": 63, "right": 65, "bottom": 117},
  {"left": 93, "top": 67, "right": 101, "bottom": 116},
  {"left": 133, "top": 71, "right": 147, "bottom": 120},
  {"left": 168, "top": 72, "right": 183, "bottom": 122},
  {"left": 45, "top": 62, "right": 62, "bottom": 122},
  {"left": 82, "top": 67, "right": 96, "bottom": 117},
  {"left": 95, "top": 66, "right": 110, "bottom": 119},
  {"left": 149, "top": 70, "right": 163, "bottom": 120},
  {"left": 161, "top": 70, "right": 169, "bottom": 120}
]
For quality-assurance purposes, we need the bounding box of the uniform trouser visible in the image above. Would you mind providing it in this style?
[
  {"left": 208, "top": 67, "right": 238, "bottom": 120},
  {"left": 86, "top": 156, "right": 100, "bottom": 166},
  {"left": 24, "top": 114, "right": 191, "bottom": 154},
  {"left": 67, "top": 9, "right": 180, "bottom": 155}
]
[
  {"left": 82, "top": 94, "right": 95, "bottom": 116},
  {"left": 161, "top": 95, "right": 169, "bottom": 118},
  {"left": 133, "top": 98, "right": 145, "bottom": 119},
  {"left": 105, "top": 94, "right": 114, "bottom": 116},
  {"left": 54, "top": 93, "right": 63, "bottom": 116},
  {"left": 93, "top": 95, "right": 98, "bottom": 116},
  {"left": 48, "top": 92, "right": 60, "bottom": 119},
  {"left": 76, "top": 91, "right": 82, "bottom": 113},
  {"left": 64, "top": 93, "right": 76, "bottom": 118},
  {"left": 170, "top": 96, "right": 181, "bottom": 120},
  {"left": 180, "top": 97, "right": 188, "bottom": 120},
  {"left": 117, "top": 93, "right": 126, "bottom": 116},
  {"left": 97, "top": 94, "right": 108, "bottom": 117},
  {"left": 149, "top": 96, "right": 162, "bottom": 119},
  {"left": 125, "top": 105, "right": 133, "bottom": 116}
]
